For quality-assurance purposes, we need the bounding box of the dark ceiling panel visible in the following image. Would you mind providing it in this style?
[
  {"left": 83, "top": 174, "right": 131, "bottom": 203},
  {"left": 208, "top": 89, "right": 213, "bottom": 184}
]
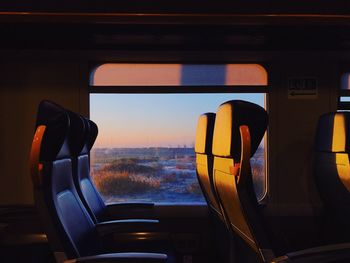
[
  {"left": 0, "top": 1, "right": 350, "bottom": 14},
  {"left": 0, "top": 23, "right": 347, "bottom": 51}
]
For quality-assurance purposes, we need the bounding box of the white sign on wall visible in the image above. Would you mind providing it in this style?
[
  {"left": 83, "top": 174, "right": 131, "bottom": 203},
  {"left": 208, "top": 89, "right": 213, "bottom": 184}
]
[{"left": 288, "top": 78, "right": 318, "bottom": 99}]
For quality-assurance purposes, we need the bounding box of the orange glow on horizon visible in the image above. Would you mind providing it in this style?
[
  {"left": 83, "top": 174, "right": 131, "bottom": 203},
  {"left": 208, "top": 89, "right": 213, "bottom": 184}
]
[{"left": 94, "top": 130, "right": 194, "bottom": 148}]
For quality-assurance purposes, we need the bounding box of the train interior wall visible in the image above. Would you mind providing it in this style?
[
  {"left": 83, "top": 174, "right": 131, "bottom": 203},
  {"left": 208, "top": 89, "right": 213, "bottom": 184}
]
[{"left": 0, "top": 50, "right": 345, "bottom": 259}]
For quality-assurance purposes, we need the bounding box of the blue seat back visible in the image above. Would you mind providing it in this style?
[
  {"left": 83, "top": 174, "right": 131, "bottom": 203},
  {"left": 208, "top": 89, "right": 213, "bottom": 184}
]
[
  {"left": 67, "top": 113, "right": 106, "bottom": 223},
  {"left": 30, "top": 101, "right": 100, "bottom": 259}
]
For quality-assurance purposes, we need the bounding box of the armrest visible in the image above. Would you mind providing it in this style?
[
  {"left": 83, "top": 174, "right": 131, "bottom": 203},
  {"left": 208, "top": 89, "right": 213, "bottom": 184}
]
[
  {"left": 64, "top": 253, "right": 167, "bottom": 263},
  {"left": 105, "top": 203, "right": 156, "bottom": 220},
  {"left": 273, "top": 243, "right": 350, "bottom": 263},
  {"left": 107, "top": 202, "right": 154, "bottom": 210},
  {"left": 96, "top": 219, "right": 160, "bottom": 237}
]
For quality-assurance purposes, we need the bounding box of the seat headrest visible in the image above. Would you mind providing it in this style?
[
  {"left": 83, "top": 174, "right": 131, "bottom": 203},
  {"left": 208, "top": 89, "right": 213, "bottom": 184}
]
[
  {"left": 315, "top": 112, "right": 350, "bottom": 153},
  {"left": 85, "top": 119, "right": 98, "bottom": 151},
  {"left": 36, "top": 100, "right": 70, "bottom": 161},
  {"left": 195, "top": 113, "right": 216, "bottom": 154},
  {"left": 67, "top": 110, "right": 88, "bottom": 156},
  {"left": 212, "top": 100, "right": 268, "bottom": 159}
]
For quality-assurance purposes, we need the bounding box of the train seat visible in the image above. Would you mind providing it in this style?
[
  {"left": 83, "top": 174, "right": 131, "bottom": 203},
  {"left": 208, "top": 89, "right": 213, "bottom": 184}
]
[
  {"left": 212, "top": 100, "right": 271, "bottom": 262},
  {"left": 195, "top": 113, "right": 232, "bottom": 262},
  {"left": 68, "top": 113, "right": 158, "bottom": 223},
  {"left": 65, "top": 107, "right": 176, "bottom": 261},
  {"left": 314, "top": 112, "right": 350, "bottom": 242},
  {"left": 211, "top": 100, "right": 350, "bottom": 263},
  {"left": 195, "top": 113, "right": 222, "bottom": 220},
  {"left": 29, "top": 100, "right": 168, "bottom": 263},
  {"left": 66, "top": 111, "right": 107, "bottom": 223}
]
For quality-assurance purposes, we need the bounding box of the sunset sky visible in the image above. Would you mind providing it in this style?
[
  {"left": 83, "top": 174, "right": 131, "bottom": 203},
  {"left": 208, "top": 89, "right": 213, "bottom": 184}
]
[
  {"left": 90, "top": 63, "right": 266, "bottom": 148},
  {"left": 90, "top": 93, "right": 264, "bottom": 148}
]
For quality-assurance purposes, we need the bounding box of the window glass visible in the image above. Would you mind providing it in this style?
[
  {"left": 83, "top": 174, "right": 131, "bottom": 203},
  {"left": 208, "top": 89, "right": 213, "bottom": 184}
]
[
  {"left": 91, "top": 63, "right": 268, "bottom": 86},
  {"left": 340, "top": 96, "right": 350, "bottom": 102},
  {"left": 341, "top": 73, "right": 350, "bottom": 90},
  {"left": 90, "top": 63, "right": 268, "bottom": 204},
  {"left": 90, "top": 93, "right": 267, "bottom": 204},
  {"left": 339, "top": 73, "right": 350, "bottom": 110}
]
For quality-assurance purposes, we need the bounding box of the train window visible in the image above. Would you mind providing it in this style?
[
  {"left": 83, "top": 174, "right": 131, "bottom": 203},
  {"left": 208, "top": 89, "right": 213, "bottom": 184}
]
[
  {"left": 340, "top": 96, "right": 350, "bottom": 102},
  {"left": 341, "top": 73, "right": 350, "bottom": 90},
  {"left": 91, "top": 63, "right": 267, "bottom": 86},
  {"left": 339, "top": 73, "right": 350, "bottom": 110},
  {"left": 89, "top": 63, "right": 268, "bottom": 204}
]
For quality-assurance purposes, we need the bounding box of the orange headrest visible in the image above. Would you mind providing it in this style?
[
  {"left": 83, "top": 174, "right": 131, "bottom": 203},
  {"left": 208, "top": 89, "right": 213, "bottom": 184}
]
[
  {"left": 195, "top": 113, "right": 216, "bottom": 154},
  {"left": 212, "top": 100, "right": 268, "bottom": 160}
]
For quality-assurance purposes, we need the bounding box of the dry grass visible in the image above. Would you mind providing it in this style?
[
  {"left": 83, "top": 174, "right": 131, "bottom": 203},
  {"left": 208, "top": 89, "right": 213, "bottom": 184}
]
[
  {"left": 251, "top": 162, "right": 265, "bottom": 198},
  {"left": 179, "top": 172, "right": 192, "bottom": 179},
  {"left": 186, "top": 182, "right": 202, "bottom": 195},
  {"left": 101, "top": 162, "right": 156, "bottom": 174},
  {"left": 93, "top": 171, "right": 161, "bottom": 196},
  {"left": 162, "top": 173, "right": 177, "bottom": 183},
  {"left": 175, "top": 164, "right": 188, "bottom": 170}
]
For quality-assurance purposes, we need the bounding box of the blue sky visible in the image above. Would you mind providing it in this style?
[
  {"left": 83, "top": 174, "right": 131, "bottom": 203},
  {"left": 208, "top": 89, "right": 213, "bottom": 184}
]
[{"left": 90, "top": 93, "right": 264, "bottom": 148}]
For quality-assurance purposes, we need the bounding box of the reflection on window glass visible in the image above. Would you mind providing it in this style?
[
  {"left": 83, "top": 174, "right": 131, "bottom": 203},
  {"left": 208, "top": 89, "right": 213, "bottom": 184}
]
[
  {"left": 91, "top": 63, "right": 268, "bottom": 86},
  {"left": 90, "top": 93, "right": 266, "bottom": 204},
  {"left": 341, "top": 73, "right": 350, "bottom": 90},
  {"left": 340, "top": 96, "right": 350, "bottom": 102}
]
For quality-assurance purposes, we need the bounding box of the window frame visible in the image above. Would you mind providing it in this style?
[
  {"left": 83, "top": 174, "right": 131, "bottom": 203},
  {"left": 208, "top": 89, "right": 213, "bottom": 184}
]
[
  {"left": 338, "top": 95, "right": 350, "bottom": 110},
  {"left": 87, "top": 62, "right": 270, "bottom": 203},
  {"left": 337, "top": 65, "right": 350, "bottom": 110}
]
